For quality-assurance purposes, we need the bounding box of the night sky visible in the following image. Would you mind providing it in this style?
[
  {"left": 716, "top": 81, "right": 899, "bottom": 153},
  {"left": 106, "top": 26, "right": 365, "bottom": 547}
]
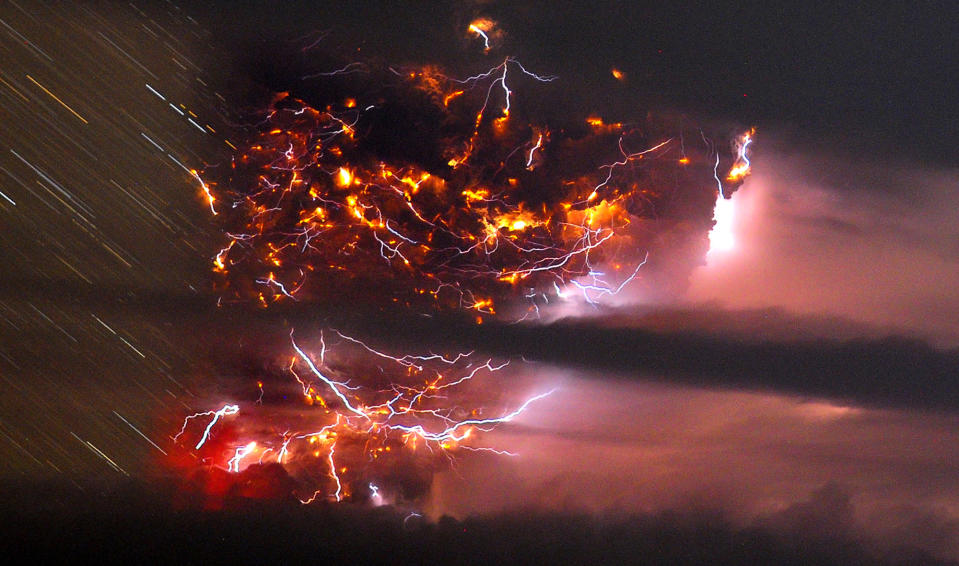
[{"left": 1, "top": 1, "right": 958, "bottom": 563}]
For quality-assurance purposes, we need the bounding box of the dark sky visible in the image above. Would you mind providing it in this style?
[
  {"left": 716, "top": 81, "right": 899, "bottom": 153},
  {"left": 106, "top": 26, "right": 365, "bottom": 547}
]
[
  {"left": 1, "top": 1, "right": 958, "bottom": 563},
  {"left": 194, "top": 0, "right": 959, "bottom": 165}
]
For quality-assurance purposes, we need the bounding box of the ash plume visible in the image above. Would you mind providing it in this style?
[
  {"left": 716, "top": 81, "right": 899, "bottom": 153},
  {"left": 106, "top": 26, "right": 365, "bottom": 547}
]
[
  {"left": 200, "top": 57, "right": 750, "bottom": 315},
  {"left": 176, "top": 39, "right": 753, "bottom": 506}
]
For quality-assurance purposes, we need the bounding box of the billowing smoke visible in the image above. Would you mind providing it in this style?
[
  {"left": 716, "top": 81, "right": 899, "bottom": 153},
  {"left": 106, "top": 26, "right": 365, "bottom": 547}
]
[
  {"left": 175, "top": 39, "right": 752, "bottom": 506},
  {"left": 200, "top": 58, "right": 749, "bottom": 315},
  {"left": 171, "top": 327, "right": 542, "bottom": 505}
]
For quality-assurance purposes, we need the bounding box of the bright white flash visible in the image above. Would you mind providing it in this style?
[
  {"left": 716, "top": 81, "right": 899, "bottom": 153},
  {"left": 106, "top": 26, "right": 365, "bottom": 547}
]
[{"left": 708, "top": 195, "right": 736, "bottom": 253}]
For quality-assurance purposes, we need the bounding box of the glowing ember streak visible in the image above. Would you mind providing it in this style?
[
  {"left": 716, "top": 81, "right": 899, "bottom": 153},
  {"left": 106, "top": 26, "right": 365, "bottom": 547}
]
[{"left": 190, "top": 169, "right": 217, "bottom": 215}]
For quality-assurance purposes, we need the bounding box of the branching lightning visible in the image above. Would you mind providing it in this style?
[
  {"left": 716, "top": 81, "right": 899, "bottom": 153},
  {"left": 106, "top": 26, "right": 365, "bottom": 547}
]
[
  {"left": 177, "top": 23, "right": 754, "bottom": 506},
  {"left": 174, "top": 330, "right": 552, "bottom": 503}
]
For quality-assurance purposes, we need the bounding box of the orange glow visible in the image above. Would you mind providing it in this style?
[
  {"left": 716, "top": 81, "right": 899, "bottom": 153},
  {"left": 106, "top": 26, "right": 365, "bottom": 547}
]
[
  {"left": 187, "top": 51, "right": 755, "bottom": 506},
  {"left": 726, "top": 128, "right": 755, "bottom": 182},
  {"left": 462, "top": 188, "right": 490, "bottom": 202},
  {"left": 443, "top": 90, "right": 465, "bottom": 106},
  {"left": 726, "top": 164, "right": 750, "bottom": 181},
  {"left": 471, "top": 298, "right": 494, "bottom": 313},
  {"left": 492, "top": 209, "right": 544, "bottom": 233},
  {"left": 467, "top": 18, "right": 496, "bottom": 52},
  {"left": 567, "top": 197, "right": 628, "bottom": 229}
]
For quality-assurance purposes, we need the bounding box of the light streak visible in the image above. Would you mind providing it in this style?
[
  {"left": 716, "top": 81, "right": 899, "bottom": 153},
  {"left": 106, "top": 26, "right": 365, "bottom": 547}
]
[
  {"left": 0, "top": 74, "right": 29, "bottom": 101},
  {"left": 468, "top": 23, "right": 491, "bottom": 52},
  {"left": 190, "top": 169, "right": 217, "bottom": 215},
  {"left": 526, "top": 132, "right": 544, "bottom": 169},
  {"left": 140, "top": 132, "right": 165, "bottom": 152},
  {"left": 328, "top": 443, "right": 343, "bottom": 501},
  {"left": 145, "top": 83, "right": 166, "bottom": 100},
  {"left": 290, "top": 333, "right": 369, "bottom": 419},
  {"left": 25, "top": 74, "right": 89, "bottom": 124},
  {"left": 228, "top": 442, "right": 257, "bottom": 472},
  {"left": 178, "top": 47, "right": 755, "bottom": 504},
  {"left": 0, "top": 18, "right": 53, "bottom": 61},
  {"left": 569, "top": 251, "right": 649, "bottom": 304},
  {"left": 255, "top": 272, "right": 300, "bottom": 300},
  {"left": 333, "top": 330, "right": 474, "bottom": 369},
  {"left": 403, "top": 512, "right": 422, "bottom": 527},
  {"left": 201, "top": 55, "right": 726, "bottom": 316},
  {"left": 711, "top": 151, "right": 724, "bottom": 198},
  {"left": 707, "top": 129, "right": 754, "bottom": 255},
  {"left": 174, "top": 403, "right": 239, "bottom": 450},
  {"left": 726, "top": 129, "right": 754, "bottom": 182},
  {"left": 71, "top": 432, "right": 128, "bottom": 475},
  {"left": 178, "top": 328, "right": 552, "bottom": 502},
  {"left": 303, "top": 62, "right": 367, "bottom": 79}
]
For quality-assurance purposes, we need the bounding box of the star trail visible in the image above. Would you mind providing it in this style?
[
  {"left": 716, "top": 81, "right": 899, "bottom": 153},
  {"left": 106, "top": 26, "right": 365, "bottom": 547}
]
[{"left": 2, "top": 2, "right": 958, "bottom": 564}]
